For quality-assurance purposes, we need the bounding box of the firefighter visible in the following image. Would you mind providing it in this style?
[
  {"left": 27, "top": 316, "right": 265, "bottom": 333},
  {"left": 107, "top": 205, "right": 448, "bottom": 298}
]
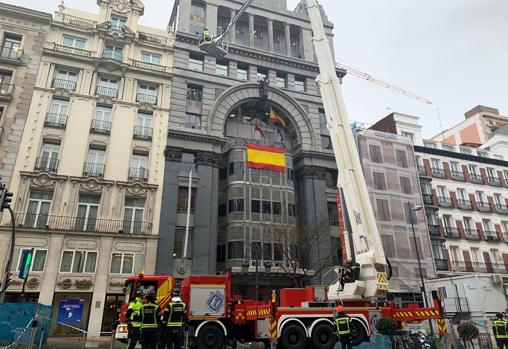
[
  {"left": 126, "top": 291, "right": 143, "bottom": 349},
  {"left": 161, "top": 289, "right": 188, "bottom": 349},
  {"left": 334, "top": 305, "right": 352, "bottom": 349},
  {"left": 202, "top": 28, "right": 210, "bottom": 41},
  {"left": 493, "top": 312, "right": 508, "bottom": 349},
  {"left": 341, "top": 259, "right": 360, "bottom": 287},
  {"left": 141, "top": 292, "right": 160, "bottom": 349}
]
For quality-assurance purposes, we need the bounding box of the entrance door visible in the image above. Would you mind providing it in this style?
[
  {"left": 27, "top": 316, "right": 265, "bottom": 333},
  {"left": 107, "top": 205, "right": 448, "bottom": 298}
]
[{"left": 101, "top": 294, "right": 125, "bottom": 334}]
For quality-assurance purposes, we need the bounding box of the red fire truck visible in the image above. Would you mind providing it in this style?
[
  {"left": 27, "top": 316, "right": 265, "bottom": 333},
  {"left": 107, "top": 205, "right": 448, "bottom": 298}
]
[{"left": 115, "top": 272, "right": 442, "bottom": 348}]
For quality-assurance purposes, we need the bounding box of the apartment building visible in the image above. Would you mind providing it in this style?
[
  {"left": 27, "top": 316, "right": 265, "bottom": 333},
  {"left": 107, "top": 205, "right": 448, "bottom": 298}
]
[
  {"left": 0, "top": 3, "right": 51, "bottom": 187},
  {"left": 355, "top": 128, "right": 435, "bottom": 306},
  {"left": 430, "top": 105, "right": 508, "bottom": 147},
  {"left": 158, "top": 0, "right": 343, "bottom": 297},
  {"left": 0, "top": 0, "right": 173, "bottom": 341},
  {"left": 371, "top": 111, "right": 508, "bottom": 308}
]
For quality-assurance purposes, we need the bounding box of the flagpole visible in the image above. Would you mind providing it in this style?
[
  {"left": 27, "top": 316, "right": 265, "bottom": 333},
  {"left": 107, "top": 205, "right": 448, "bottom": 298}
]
[{"left": 183, "top": 168, "right": 192, "bottom": 258}]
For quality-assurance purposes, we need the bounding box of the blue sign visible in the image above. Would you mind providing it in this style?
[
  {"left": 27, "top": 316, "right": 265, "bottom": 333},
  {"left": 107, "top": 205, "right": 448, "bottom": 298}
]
[
  {"left": 57, "top": 299, "right": 84, "bottom": 325},
  {"left": 207, "top": 290, "right": 224, "bottom": 313}
]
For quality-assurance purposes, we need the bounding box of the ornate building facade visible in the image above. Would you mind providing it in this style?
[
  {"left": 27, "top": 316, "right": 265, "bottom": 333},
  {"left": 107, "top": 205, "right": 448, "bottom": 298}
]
[{"left": 0, "top": 0, "right": 173, "bottom": 341}]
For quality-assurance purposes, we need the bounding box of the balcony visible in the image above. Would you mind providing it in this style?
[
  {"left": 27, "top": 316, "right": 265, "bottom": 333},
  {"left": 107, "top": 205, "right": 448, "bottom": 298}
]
[
  {"left": 488, "top": 176, "right": 501, "bottom": 187},
  {"left": 0, "top": 46, "right": 23, "bottom": 62},
  {"left": 452, "top": 260, "right": 507, "bottom": 274},
  {"left": 51, "top": 43, "right": 92, "bottom": 57},
  {"left": 464, "top": 229, "right": 479, "bottom": 240},
  {"left": 417, "top": 165, "right": 427, "bottom": 177},
  {"left": 476, "top": 201, "right": 491, "bottom": 212},
  {"left": 443, "top": 297, "right": 470, "bottom": 315},
  {"left": 131, "top": 59, "right": 168, "bottom": 73},
  {"left": 90, "top": 119, "right": 111, "bottom": 134},
  {"left": 52, "top": 78, "right": 76, "bottom": 91},
  {"left": 431, "top": 167, "right": 446, "bottom": 178},
  {"left": 445, "top": 227, "right": 460, "bottom": 239},
  {"left": 128, "top": 167, "right": 149, "bottom": 182},
  {"left": 495, "top": 204, "right": 508, "bottom": 215},
  {"left": 136, "top": 93, "right": 157, "bottom": 105},
  {"left": 457, "top": 199, "right": 472, "bottom": 210},
  {"left": 138, "top": 31, "right": 170, "bottom": 45},
  {"left": 14, "top": 212, "right": 150, "bottom": 235},
  {"left": 438, "top": 196, "right": 452, "bottom": 208},
  {"left": 34, "top": 157, "right": 59, "bottom": 172},
  {"left": 485, "top": 231, "right": 500, "bottom": 242},
  {"left": 133, "top": 126, "right": 153, "bottom": 140},
  {"left": 44, "top": 113, "right": 67, "bottom": 129},
  {"left": 0, "top": 83, "right": 14, "bottom": 99},
  {"left": 102, "top": 48, "right": 123, "bottom": 62},
  {"left": 428, "top": 224, "right": 441, "bottom": 238},
  {"left": 451, "top": 170, "right": 465, "bottom": 181},
  {"left": 422, "top": 193, "right": 435, "bottom": 206},
  {"left": 470, "top": 173, "right": 483, "bottom": 184},
  {"left": 95, "top": 86, "right": 118, "bottom": 98},
  {"left": 83, "top": 162, "right": 105, "bottom": 177},
  {"left": 60, "top": 13, "right": 96, "bottom": 29},
  {"left": 434, "top": 258, "right": 449, "bottom": 271}
]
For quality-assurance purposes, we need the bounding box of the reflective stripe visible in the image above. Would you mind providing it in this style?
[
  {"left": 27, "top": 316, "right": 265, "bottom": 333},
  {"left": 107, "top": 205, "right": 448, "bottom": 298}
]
[
  {"left": 494, "top": 320, "right": 508, "bottom": 339},
  {"left": 335, "top": 317, "right": 351, "bottom": 335},
  {"left": 141, "top": 303, "right": 159, "bottom": 329},
  {"left": 167, "top": 322, "right": 183, "bottom": 327}
]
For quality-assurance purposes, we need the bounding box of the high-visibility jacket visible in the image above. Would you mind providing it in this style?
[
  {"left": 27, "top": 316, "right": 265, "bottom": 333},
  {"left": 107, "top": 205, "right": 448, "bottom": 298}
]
[
  {"left": 493, "top": 320, "right": 508, "bottom": 339},
  {"left": 164, "top": 301, "right": 187, "bottom": 327},
  {"left": 203, "top": 29, "right": 210, "bottom": 37},
  {"left": 335, "top": 315, "right": 351, "bottom": 336},
  {"left": 141, "top": 302, "right": 159, "bottom": 329},
  {"left": 127, "top": 297, "right": 142, "bottom": 328}
]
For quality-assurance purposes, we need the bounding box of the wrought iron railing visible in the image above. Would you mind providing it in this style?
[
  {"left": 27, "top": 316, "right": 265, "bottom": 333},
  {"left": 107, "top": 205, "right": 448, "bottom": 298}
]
[
  {"left": 128, "top": 167, "right": 149, "bottom": 182},
  {"left": 464, "top": 229, "right": 479, "bottom": 240},
  {"left": 102, "top": 48, "right": 123, "bottom": 62},
  {"left": 470, "top": 173, "right": 483, "bottom": 184},
  {"left": 476, "top": 201, "right": 491, "bottom": 212},
  {"left": 485, "top": 231, "right": 499, "bottom": 241},
  {"left": 35, "top": 157, "right": 59, "bottom": 172},
  {"left": 90, "top": 119, "right": 111, "bottom": 134},
  {"left": 83, "top": 162, "right": 105, "bottom": 177},
  {"left": 434, "top": 258, "right": 449, "bottom": 271},
  {"left": 14, "top": 212, "right": 150, "bottom": 235},
  {"left": 457, "top": 199, "right": 472, "bottom": 210},
  {"left": 445, "top": 227, "right": 460, "bottom": 238},
  {"left": 488, "top": 176, "right": 501, "bottom": 187},
  {"left": 0, "top": 83, "right": 14, "bottom": 96},
  {"left": 133, "top": 126, "right": 153, "bottom": 140},
  {"left": 44, "top": 113, "right": 67, "bottom": 128},
  {"left": 452, "top": 261, "right": 507, "bottom": 274},
  {"left": 136, "top": 93, "right": 157, "bottom": 104},
  {"left": 417, "top": 165, "right": 427, "bottom": 176},
  {"left": 427, "top": 225, "right": 441, "bottom": 237},
  {"left": 438, "top": 196, "right": 452, "bottom": 207},
  {"left": 451, "top": 171, "right": 465, "bottom": 181},
  {"left": 0, "top": 46, "right": 23, "bottom": 61},
  {"left": 422, "top": 193, "right": 434, "bottom": 205},
  {"left": 52, "top": 78, "right": 76, "bottom": 91},
  {"left": 95, "top": 85, "right": 118, "bottom": 98},
  {"left": 495, "top": 204, "right": 508, "bottom": 215},
  {"left": 431, "top": 167, "right": 446, "bottom": 178}
]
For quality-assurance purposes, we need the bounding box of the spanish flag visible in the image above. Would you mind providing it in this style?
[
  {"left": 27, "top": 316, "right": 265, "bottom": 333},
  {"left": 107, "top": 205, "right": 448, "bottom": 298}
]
[
  {"left": 269, "top": 107, "right": 286, "bottom": 127},
  {"left": 246, "top": 144, "right": 286, "bottom": 173}
]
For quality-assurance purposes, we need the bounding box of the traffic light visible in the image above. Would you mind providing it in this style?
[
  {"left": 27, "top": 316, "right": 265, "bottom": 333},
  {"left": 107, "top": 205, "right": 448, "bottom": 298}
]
[
  {"left": 19, "top": 249, "right": 34, "bottom": 280},
  {"left": 1, "top": 189, "right": 13, "bottom": 211}
]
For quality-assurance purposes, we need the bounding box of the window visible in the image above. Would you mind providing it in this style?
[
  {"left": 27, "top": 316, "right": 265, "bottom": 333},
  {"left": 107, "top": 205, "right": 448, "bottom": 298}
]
[
  {"left": 373, "top": 172, "right": 386, "bottom": 190},
  {"left": 25, "top": 190, "right": 53, "bottom": 228},
  {"left": 469, "top": 164, "right": 478, "bottom": 175},
  {"left": 217, "top": 245, "right": 226, "bottom": 263},
  {"left": 60, "top": 250, "right": 97, "bottom": 273},
  {"left": 463, "top": 217, "right": 473, "bottom": 230},
  {"left": 227, "top": 241, "right": 244, "bottom": 259},
  {"left": 376, "top": 198, "right": 390, "bottom": 221},
  {"left": 237, "top": 64, "right": 249, "bottom": 81},
  {"left": 272, "top": 201, "right": 281, "bottom": 215},
  {"left": 37, "top": 142, "right": 60, "bottom": 172},
  {"left": 251, "top": 242, "right": 262, "bottom": 260},
  {"left": 49, "top": 98, "right": 68, "bottom": 116},
  {"left": 1, "top": 33, "right": 22, "bottom": 59},
  {"left": 369, "top": 144, "right": 382, "bottom": 163},
  {"left": 103, "top": 45, "right": 123, "bottom": 61},
  {"left": 137, "top": 85, "right": 157, "bottom": 104},
  {"left": 287, "top": 168, "right": 295, "bottom": 182},
  {"left": 431, "top": 158, "right": 441, "bottom": 169},
  {"left": 437, "top": 185, "right": 447, "bottom": 198},
  {"left": 494, "top": 193, "right": 503, "bottom": 206},
  {"left": 294, "top": 76, "right": 306, "bottom": 92},
  {"left": 483, "top": 219, "right": 493, "bottom": 232},
  {"left": 275, "top": 73, "right": 287, "bottom": 88},
  {"left": 321, "top": 135, "right": 332, "bottom": 150},
  {"left": 76, "top": 194, "right": 100, "bottom": 231},
  {"left": 218, "top": 203, "right": 227, "bottom": 217},
  {"left": 263, "top": 243, "right": 272, "bottom": 260},
  {"left": 96, "top": 77, "right": 118, "bottom": 97},
  {"left": 443, "top": 215, "right": 453, "bottom": 228},
  {"left": 190, "top": 0, "right": 205, "bottom": 35},
  {"left": 395, "top": 149, "right": 408, "bottom": 168},
  {"left": 457, "top": 188, "right": 467, "bottom": 201},
  {"left": 288, "top": 203, "right": 296, "bottom": 217},
  {"left": 91, "top": 106, "right": 112, "bottom": 134},
  {"left": 450, "top": 161, "right": 460, "bottom": 173},
  {"left": 62, "top": 35, "right": 86, "bottom": 49},
  {"left": 404, "top": 203, "right": 418, "bottom": 224},
  {"left": 442, "top": 144, "right": 455, "bottom": 152},
  {"left": 257, "top": 67, "right": 268, "bottom": 81},
  {"left": 188, "top": 53, "right": 204, "bottom": 71},
  {"left": 177, "top": 187, "right": 196, "bottom": 214},
  {"left": 460, "top": 147, "right": 472, "bottom": 155},
  {"left": 228, "top": 199, "right": 244, "bottom": 213},
  {"left": 11, "top": 248, "right": 47, "bottom": 272},
  {"left": 130, "top": 154, "right": 149, "bottom": 181},
  {"left": 216, "top": 60, "right": 228, "bottom": 76},
  {"left": 327, "top": 202, "right": 338, "bottom": 226},
  {"left": 173, "top": 227, "right": 193, "bottom": 258},
  {"left": 273, "top": 243, "right": 283, "bottom": 261},
  {"left": 424, "top": 142, "right": 437, "bottom": 148},
  {"left": 84, "top": 148, "right": 106, "bottom": 176},
  {"left": 475, "top": 191, "right": 485, "bottom": 203},
  {"left": 400, "top": 176, "right": 412, "bottom": 194},
  {"left": 54, "top": 69, "right": 77, "bottom": 90},
  {"left": 110, "top": 16, "right": 126, "bottom": 30},
  {"left": 229, "top": 162, "right": 244, "bottom": 176},
  {"left": 123, "top": 197, "right": 145, "bottom": 234},
  {"left": 401, "top": 131, "right": 414, "bottom": 142},
  {"left": 110, "top": 253, "right": 134, "bottom": 274},
  {"left": 262, "top": 201, "right": 272, "bottom": 214},
  {"left": 381, "top": 235, "right": 395, "bottom": 258},
  {"left": 134, "top": 112, "right": 153, "bottom": 138},
  {"left": 185, "top": 113, "right": 201, "bottom": 129},
  {"left": 187, "top": 84, "right": 203, "bottom": 101},
  {"left": 319, "top": 108, "right": 327, "bottom": 128},
  {"left": 251, "top": 200, "right": 260, "bottom": 214},
  {"left": 503, "top": 221, "right": 508, "bottom": 233},
  {"left": 141, "top": 52, "right": 161, "bottom": 65}
]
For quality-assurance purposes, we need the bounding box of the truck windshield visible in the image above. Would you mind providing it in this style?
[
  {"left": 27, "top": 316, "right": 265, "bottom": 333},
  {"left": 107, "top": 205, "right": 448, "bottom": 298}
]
[{"left": 134, "top": 281, "right": 158, "bottom": 298}]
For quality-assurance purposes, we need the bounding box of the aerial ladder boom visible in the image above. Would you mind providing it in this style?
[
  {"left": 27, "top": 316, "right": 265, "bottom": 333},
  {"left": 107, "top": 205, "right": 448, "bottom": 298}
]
[{"left": 305, "top": 0, "right": 388, "bottom": 301}]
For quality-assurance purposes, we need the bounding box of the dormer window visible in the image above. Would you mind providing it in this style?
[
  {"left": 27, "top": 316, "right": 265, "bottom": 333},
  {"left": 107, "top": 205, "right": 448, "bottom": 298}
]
[{"left": 110, "top": 16, "right": 126, "bottom": 31}]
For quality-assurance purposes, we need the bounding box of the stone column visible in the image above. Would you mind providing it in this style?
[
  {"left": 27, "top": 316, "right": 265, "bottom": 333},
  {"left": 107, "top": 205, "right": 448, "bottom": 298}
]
[
  {"left": 249, "top": 13, "right": 255, "bottom": 48},
  {"left": 86, "top": 236, "right": 114, "bottom": 343},
  {"left": 302, "top": 29, "right": 315, "bottom": 61},
  {"left": 230, "top": 9, "right": 236, "bottom": 43},
  {"left": 38, "top": 233, "right": 64, "bottom": 305},
  {"left": 205, "top": 3, "right": 218, "bottom": 37},
  {"left": 267, "top": 19, "right": 274, "bottom": 52},
  {"left": 155, "top": 147, "right": 183, "bottom": 274},
  {"left": 285, "top": 23, "right": 291, "bottom": 57}
]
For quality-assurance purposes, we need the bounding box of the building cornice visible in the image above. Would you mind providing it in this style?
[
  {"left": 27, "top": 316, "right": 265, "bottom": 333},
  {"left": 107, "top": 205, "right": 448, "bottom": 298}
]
[
  {"left": 414, "top": 145, "right": 508, "bottom": 168},
  {"left": 0, "top": 3, "right": 52, "bottom": 25},
  {"left": 293, "top": 149, "right": 337, "bottom": 164},
  {"left": 168, "top": 129, "right": 226, "bottom": 146}
]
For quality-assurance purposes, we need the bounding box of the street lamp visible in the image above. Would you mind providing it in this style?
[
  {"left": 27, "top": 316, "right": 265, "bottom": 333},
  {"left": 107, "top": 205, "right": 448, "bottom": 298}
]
[{"left": 407, "top": 201, "right": 434, "bottom": 336}]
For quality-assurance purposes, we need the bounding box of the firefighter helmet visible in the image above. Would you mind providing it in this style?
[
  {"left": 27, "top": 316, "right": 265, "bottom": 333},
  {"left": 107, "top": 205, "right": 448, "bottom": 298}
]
[{"left": 497, "top": 312, "right": 504, "bottom": 319}]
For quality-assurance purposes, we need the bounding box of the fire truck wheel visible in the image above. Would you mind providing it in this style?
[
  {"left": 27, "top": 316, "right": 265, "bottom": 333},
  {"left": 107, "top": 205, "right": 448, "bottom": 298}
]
[
  {"left": 280, "top": 324, "right": 306, "bottom": 349},
  {"left": 197, "top": 324, "right": 225, "bottom": 349},
  {"left": 350, "top": 321, "right": 367, "bottom": 346},
  {"left": 310, "top": 323, "right": 335, "bottom": 349}
]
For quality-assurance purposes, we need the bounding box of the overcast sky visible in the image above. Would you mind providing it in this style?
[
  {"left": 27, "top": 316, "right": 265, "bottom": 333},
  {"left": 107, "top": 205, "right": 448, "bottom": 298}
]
[{"left": 6, "top": 0, "right": 508, "bottom": 138}]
